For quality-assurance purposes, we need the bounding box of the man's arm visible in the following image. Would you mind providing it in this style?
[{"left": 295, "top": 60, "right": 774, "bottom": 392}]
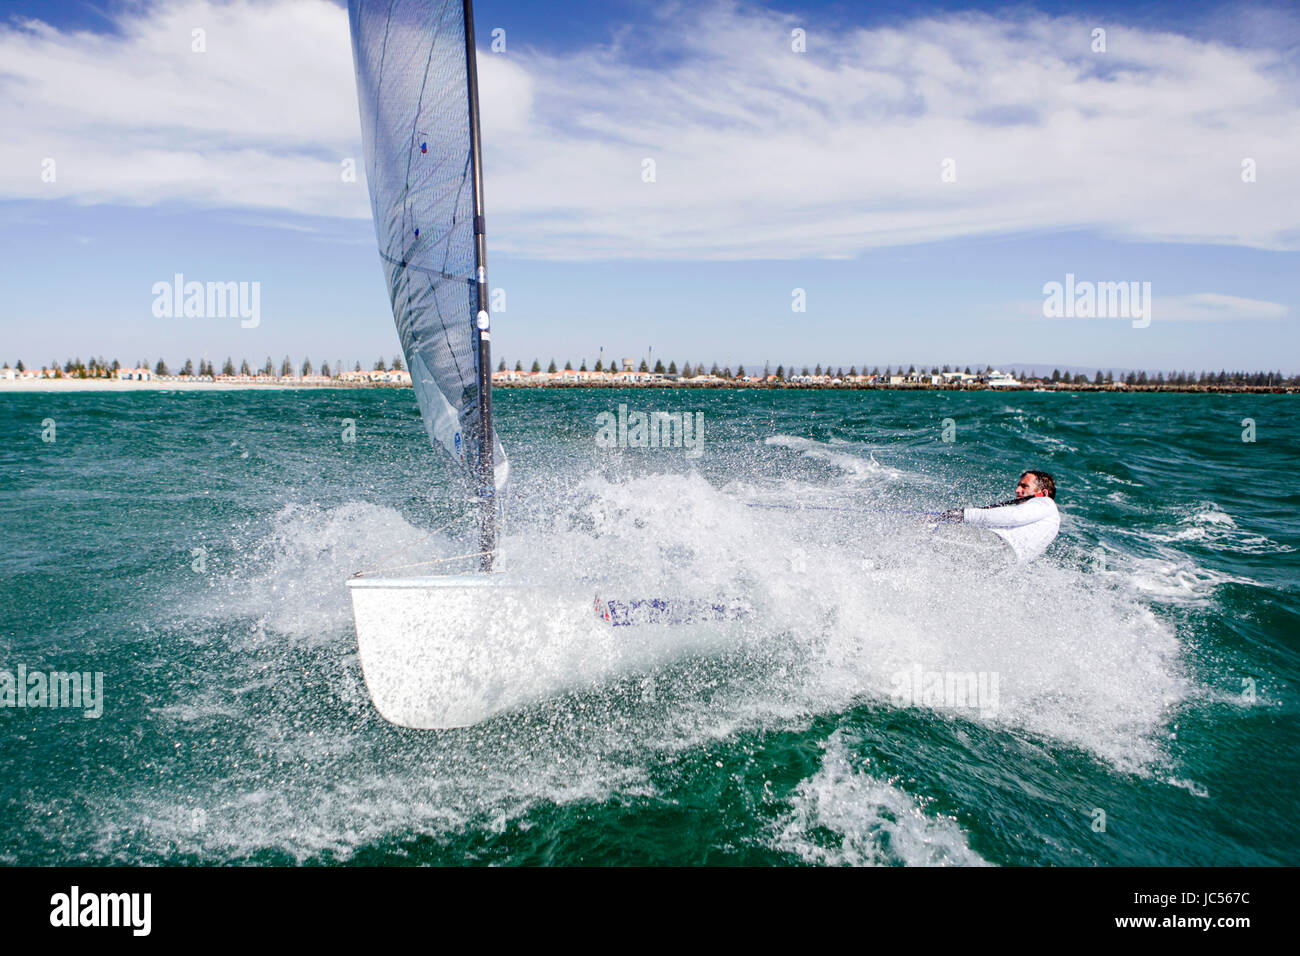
[{"left": 963, "top": 496, "right": 1054, "bottom": 529}]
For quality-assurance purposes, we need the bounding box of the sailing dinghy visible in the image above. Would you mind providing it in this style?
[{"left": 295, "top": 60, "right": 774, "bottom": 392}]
[{"left": 346, "top": 0, "right": 745, "bottom": 729}]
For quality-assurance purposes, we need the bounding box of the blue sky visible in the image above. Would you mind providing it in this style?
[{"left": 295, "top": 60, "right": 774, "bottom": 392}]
[{"left": 1, "top": 0, "right": 1297, "bottom": 373}]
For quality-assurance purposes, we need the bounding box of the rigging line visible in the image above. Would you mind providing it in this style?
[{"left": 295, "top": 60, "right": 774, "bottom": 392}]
[
  {"left": 352, "top": 548, "right": 498, "bottom": 578},
  {"left": 350, "top": 511, "right": 474, "bottom": 577},
  {"left": 745, "top": 503, "right": 940, "bottom": 515}
]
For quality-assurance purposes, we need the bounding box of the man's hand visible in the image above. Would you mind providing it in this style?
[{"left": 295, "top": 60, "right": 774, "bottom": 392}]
[{"left": 936, "top": 508, "right": 964, "bottom": 524}]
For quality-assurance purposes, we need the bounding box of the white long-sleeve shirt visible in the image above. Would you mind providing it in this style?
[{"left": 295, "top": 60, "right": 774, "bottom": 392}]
[{"left": 963, "top": 496, "right": 1060, "bottom": 563}]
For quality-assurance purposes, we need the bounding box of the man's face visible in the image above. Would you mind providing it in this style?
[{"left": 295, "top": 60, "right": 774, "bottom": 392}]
[{"left": 1015, "top": 474, "right": 1040, "bottom": 498}]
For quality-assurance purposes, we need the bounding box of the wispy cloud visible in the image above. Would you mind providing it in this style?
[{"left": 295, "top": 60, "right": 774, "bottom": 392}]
[
  {"left": 1001, "top": 290, "right": 1292, "bottom": 322},
  {"left": 2, "top": 0, "right": 1298, "bottom": 260},
  {"left": 1157, "top": 292, "right": 1291, "bottom": 321}
]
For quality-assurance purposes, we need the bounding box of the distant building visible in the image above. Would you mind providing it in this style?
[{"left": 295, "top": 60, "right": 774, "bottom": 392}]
[{"left": 337, "top": 368, "right": 411, "bottom": 384}]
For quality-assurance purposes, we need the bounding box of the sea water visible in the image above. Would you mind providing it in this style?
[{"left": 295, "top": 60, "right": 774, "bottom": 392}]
[{"left": 0, "top": 388, "right": 1295, "bottom": 865}]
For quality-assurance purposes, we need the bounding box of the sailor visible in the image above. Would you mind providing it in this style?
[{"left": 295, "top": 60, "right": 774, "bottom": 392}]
[{"left": 936, "top": 470, "right": 1060, "bottom": 563}]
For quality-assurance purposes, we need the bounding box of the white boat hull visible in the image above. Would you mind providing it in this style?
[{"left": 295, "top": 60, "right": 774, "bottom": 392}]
[{"left": 347, "top": 575, "right": 746, "bottom": 729}]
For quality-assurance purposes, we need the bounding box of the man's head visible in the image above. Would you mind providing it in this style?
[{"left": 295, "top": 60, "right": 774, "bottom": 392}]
[{"left": 1016, "top": 470, "right": 1056, "bottom": 499}]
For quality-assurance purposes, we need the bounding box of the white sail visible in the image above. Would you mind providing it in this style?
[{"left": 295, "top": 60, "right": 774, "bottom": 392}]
[{"left": 349, "top": 0, "right": 508, "bottom": 504}]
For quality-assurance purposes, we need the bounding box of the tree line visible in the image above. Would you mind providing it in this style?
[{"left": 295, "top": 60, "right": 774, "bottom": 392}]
[
  {"left": 494, "top": 358, "right": 1295, "bottom": 386},
  {"left": 3, "top": 356, "right": 408, "bottom": 379},
  {"left": 5, "top": 355, "right": 1294, "bottom": 387}
]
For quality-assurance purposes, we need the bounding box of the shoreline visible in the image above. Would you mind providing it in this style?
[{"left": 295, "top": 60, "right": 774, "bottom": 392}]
[{"left": 1, "top": 379, "right": 1293, "bottom": 395}]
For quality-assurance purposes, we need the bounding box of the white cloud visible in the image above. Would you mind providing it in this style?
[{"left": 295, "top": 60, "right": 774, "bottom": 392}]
[
  {"left": 1, "top": 0, "right": 1298, "bottom": 260},
  {"left": 0, "top": 0, "right": 367, "bottom": 216}
]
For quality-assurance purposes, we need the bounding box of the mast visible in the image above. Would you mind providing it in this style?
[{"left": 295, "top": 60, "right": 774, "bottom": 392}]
[{"left": 463, "top": 0, "right": 496, "bottom": 572}]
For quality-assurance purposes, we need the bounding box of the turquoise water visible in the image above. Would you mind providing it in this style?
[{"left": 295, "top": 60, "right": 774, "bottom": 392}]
[{"left": 1, "top": 388, "right": 1296, "bottom": 865}]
